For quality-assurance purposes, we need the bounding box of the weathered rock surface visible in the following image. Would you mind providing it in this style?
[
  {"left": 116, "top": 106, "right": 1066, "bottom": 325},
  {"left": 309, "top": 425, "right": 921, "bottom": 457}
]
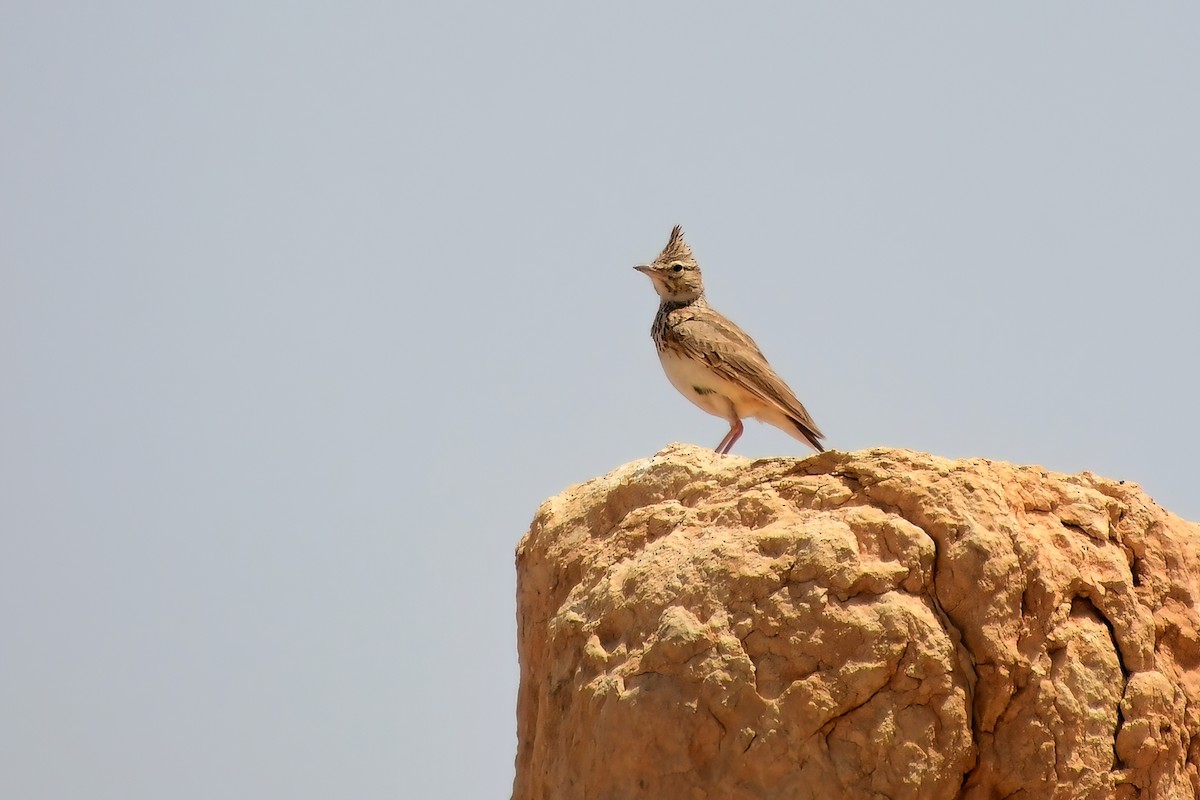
[{"left": 513, "top": 445, "right": 1200, "bottom": 800}]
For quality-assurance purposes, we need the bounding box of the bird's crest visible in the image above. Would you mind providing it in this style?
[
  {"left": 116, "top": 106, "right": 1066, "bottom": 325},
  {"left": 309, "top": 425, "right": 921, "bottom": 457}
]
[{"left": 658, "top": 225, "right": 694, "bottom": 264}]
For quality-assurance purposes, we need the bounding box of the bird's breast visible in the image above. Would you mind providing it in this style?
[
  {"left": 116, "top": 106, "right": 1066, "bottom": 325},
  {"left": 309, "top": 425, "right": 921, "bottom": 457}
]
[{"left": 657, "top": 348, "right": 765, "bottom": 420}]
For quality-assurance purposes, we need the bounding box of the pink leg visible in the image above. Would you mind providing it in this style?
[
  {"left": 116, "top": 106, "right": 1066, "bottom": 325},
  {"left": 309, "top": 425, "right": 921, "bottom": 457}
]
[{"left": 715, "top": 419, "right": 744, "bottom": 455}]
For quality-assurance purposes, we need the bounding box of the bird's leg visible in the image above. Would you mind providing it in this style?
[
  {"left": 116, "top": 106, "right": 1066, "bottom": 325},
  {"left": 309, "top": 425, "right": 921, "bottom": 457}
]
[
  {"left": 715, "top": 419, "right": 744, "bottom": 455},
  {"left": 714, "top": 426, "right": 735, "bottom": 454}
]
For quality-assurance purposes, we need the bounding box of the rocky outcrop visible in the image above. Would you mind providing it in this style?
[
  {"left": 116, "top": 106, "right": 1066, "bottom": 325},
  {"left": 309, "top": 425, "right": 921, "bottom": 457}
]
[{"left": 513, "top": 445, "right": 1200, "bottom": 800}]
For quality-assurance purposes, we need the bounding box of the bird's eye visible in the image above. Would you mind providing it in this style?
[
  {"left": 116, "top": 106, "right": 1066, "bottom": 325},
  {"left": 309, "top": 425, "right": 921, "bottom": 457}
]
[{"left": 671, "top": 263, "right": 684, "bottom": 272}]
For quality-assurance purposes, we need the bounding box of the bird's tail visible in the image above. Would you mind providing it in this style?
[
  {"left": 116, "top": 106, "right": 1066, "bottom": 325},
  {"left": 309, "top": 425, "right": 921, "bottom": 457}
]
[{"left": 788, "top": 415, "right": 825, "bottom": 453}]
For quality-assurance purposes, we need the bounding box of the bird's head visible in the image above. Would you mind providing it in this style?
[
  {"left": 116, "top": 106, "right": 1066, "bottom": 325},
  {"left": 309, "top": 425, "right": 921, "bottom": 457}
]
[{"left": 634, "top": 225, "right": 705, "bottom": 304}]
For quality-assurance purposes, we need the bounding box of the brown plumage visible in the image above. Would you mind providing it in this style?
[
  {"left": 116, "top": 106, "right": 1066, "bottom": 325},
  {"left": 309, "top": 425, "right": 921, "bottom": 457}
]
[{"left": 634, "top": 226, "right": 825, "bottom": 455}]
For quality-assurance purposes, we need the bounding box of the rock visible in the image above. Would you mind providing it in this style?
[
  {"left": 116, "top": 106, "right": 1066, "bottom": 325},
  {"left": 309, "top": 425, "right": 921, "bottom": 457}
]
[{"left": 513, "top": 445, "right": 1200, "bottom": 800}]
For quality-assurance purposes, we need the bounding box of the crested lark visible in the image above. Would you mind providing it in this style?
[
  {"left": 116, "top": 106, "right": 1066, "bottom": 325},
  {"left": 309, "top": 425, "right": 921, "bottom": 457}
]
[{"left": 634, "top": 226, "right": 825, "bottom": 455}]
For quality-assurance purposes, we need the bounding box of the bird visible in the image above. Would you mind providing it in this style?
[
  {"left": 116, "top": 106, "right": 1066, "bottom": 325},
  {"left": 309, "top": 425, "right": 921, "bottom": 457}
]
[{"left": 633, "top": 225, "right": 825, "bottom": 455}]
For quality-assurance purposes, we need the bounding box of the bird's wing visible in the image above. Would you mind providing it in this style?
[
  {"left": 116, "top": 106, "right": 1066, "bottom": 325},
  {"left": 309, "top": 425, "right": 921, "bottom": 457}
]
[{"left": 669, "top": 305, "right": 825, "bottom": 440}]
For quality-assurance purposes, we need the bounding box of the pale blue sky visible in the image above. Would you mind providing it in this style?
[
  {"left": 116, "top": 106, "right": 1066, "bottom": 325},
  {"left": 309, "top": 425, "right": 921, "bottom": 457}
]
[{"left": 2, "top": 4, "right": 1197, "bottom": 798}]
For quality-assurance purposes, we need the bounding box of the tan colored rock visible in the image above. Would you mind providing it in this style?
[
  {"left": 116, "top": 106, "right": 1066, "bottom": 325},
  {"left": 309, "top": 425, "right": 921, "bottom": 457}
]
[{"left": 513, "top": 445, "right": 1200, "bottom": 800}]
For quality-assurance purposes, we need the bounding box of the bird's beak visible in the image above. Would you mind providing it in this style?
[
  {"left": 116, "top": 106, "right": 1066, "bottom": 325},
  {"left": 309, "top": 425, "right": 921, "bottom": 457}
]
[{"left": 633, "top": 264, "right": 653, "bottom": 274}]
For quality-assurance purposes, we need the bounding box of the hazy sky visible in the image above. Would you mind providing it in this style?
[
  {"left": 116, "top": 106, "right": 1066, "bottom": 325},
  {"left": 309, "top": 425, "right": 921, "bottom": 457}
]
[{"left": 2, "top": 4, "right": 1197, "bottom": 798}]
